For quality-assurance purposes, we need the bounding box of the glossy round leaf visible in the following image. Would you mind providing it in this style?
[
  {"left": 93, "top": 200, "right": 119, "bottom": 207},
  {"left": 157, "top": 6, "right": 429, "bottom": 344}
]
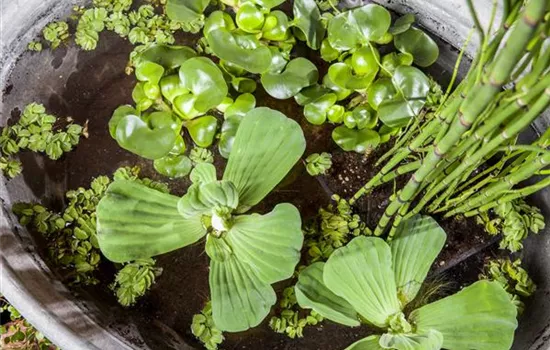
[
  {"left": 350, "top": 46, "right": 380, "bottom": 76},
  {"left": 389, "top": 13, "right": 415, "bottom": 35},
  {"left": 304, "top": 93, "right": 337, "bottom": 125},
  {"left": 367, "top": 78, "right": 396, "bottom": 110},
  {"left": 154, "top": 154, "right": 193, "bottom": 178},
  {"left": 136, "top": 61, "right": 165, "bottom": 84},
  {"left": 292, "top": 0, "right": 325, "bottom": 49},
  {"left": 394, "top": 27, "right": 439, "bottom": 67},
  {"left": 251, "top": 0, "right": 285, "bottom": 8},
  {"left": 186, "top": 115, "right": 218, "bottom": 147},
  {"left": 224, "top": 93, "right": 256, "bottom": 118},
  {"left": 323, "top": 74, "right": 352, "bottom": 101},
  {"left": 392, "top": 65, "right": 430, "bottom": 100},
  {"left": 332, "top": 126, "right": 380, "bottom": 153},
  {"left": 321, "top": 38, "right": 339, "bottom": 62},
  {"left": 160, "top": 74, "right": 188, "bottom": 103},
  {"left": 262, "top": 11, "right": 290, "bottom": 41},
  {"left": 203, "top": 11, "right": 236, "bottom": 37},
  {"left": 166, "top": 0, "right": 209, "bottom": 23},
  {"left": 344, "top": 105, "right": 377, "bottom": 129},
  {"left": 109, "top": 105, "right": 137, "bottom": 139},
  {"left": 179, "top": 57, "right": 228, "bottom": 113},
  {"left": 139, "top": 44, "right": 197, "bottom": 70},
  {"left": 328, "top": 62, "right": 377, "bottom": 91},
  {"left": 207, "top": 28, "right": 272, "bottom": 74},
  {"left": 294, "top": 84, "right": 331, "bottom": 106},
  {"left": 115, "top": 115, "right": 176, "bottom": 160},
  {"left": 261, "top": 58, "right": 318, "bottom": 99},
  {"left": 236, "top": 2, "right": 265, "bottom": 33}
]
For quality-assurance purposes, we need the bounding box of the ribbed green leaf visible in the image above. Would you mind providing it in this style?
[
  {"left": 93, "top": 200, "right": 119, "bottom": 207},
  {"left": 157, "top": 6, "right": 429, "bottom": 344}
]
[
  {"left": 410, "top": 280, "right": 518, "bottom": 350},
  {"left": 324, "top": 236, "right": 401, "bottom": 328},
  {"left": 345, "top": 335, "right": 384, "bottom": 350},
  {"left": 210, "top": 255, "right": 276, "bottom": 332},
  {"left": 190, "top": 163, "right": 217, "bottom": 184},
  {"left": 223, "top": 107, "right": 306, "bottom": 211},
  {"left": 390, "top": 215, "right": 446, "bottom": 306},
  {"left": 226, "top": 203, "right": 302, "bottom": 283},
  {"left": 379, "top": 330, "right": 443, "bottom": 350},
  {"left": 295, "top": 262, "right": 360, "bottom": 326},
  {"left": 177, "top": 181, "right": 239, "bottom": 218},
  {"left": 97, "top": 180, "right": 206, "bottom": 262}
]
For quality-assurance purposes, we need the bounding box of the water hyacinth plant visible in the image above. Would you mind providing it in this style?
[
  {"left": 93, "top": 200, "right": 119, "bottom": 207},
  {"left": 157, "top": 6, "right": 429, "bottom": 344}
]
[
  {"left": 97, "top": 107, "right": 306, "bottom": 331},
  {"left": 295, "top": 215, "right": 518, "bottom": 349}
]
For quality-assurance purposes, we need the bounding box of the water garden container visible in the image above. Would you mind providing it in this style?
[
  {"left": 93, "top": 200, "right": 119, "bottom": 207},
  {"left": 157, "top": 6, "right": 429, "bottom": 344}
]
[{"left": 1, "top": 0, "right": 550, "bottom": 349}]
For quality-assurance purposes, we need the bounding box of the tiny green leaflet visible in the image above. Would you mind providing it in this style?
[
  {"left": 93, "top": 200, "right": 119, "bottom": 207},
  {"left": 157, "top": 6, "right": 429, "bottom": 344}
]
[
  {"left": 295, "top": 215, "right": 518, "bottom": 350},
  {"left": 97, "top": 107, "right": 306, "bottom": 332}
]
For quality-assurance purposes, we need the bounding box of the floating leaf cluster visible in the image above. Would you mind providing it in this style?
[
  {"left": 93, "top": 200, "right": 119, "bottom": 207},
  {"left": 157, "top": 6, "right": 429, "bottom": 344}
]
[
  {"left": 476, "top": 199, "right": 545, "bottom": 252},
  {"left": 479, "top": 258, "right": 536, "bottom": 314},
  {"left": 191, "top": 301, "right": 224, "bottom": 350},
  {"left": 42, "top": 21, "right": 70, "bottom": 49},
  {"left": 305, "top": 152, "right": 332, "bottom": 176},
  {"left": 110, "top": 258, "right": 163, "bottom": 306},
  {"left": 0, "top": 295, "right": 58, "bottom": 350},
  {"left": 269, "top": 286, "right": 323, "bottom": 338},
  {"left": 0, "top": 103, "right": 83, "bottom": 179},
  {"left": 27, "top": 41, "right": 43, "bottom": 52}
]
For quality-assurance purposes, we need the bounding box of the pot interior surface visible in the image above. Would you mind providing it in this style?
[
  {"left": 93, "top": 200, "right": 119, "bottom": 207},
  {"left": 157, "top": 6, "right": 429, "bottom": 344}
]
[{"left": 1, "top": 1, "right": 550, "bottom": 349}]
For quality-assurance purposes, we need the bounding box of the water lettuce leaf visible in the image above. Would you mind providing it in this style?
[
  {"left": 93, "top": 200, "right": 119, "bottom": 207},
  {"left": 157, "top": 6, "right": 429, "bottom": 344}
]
[
  {"left": 226, "top": 203, "right": 302, "bottom": 283},
  {"left": 379, "top": 330, "right": 443, "bottom": 350},
  {"left": 178, "top": 181, "right": 239, "bottom": 218},
  {"left": 96, "top": 180, "right": 206, "bottom": 262},
  {"left": 190, "top": 163, "right": 217, "bottom": 185},
  {"left": 345, "top": 335, "right": 384, "bottom": 350},
  {"left": 323, "top": 236, "right": 401, "bottom": 328},
  {"left": 210, "top": 255, "right": 276, "bottom": 332},
  {"left": 390, "top": 215, "right": 446, "bottom": 306},
  {"left": 223, "top": 107, "right": 306, "bottom": 211},
  {"left": 295, "top": 262, "right": 360, "bottom": 327},
  {"left": 410, "top": 280, "right": 518, "bottom": 350}
]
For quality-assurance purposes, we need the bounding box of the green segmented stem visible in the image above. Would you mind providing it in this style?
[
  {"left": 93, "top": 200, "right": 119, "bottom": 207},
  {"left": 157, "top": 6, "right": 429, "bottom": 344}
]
[
  {"left": 374, "top": 0, "right": 547, "bottom": 235},
  {"left": 412, "top": 82, "right": 550, "bottom": 216},
  {"left": 446, "top": 151, "right": 550, "bottom": 217},
  {"left": 464, "top": 176, "right": 550, "bottom": 217}
]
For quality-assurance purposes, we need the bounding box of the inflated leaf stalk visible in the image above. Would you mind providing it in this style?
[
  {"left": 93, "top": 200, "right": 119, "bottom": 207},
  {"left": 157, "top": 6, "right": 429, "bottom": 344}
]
[
  {"left": 97, "top": 107, "right": 306, "bottom": 332},
  {"left": 295, "top": 215, "right": 518, "bottom": 350}
]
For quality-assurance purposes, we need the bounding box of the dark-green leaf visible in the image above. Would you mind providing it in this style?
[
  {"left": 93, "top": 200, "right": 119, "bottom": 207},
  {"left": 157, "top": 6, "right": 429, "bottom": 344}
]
[
  {"left": 261, "top": 58, "right": 318, "bottom": 99},
  {"left": 292, "top": 0, "right": 325, "bottom": 50},
  {"left": 394, "top": 27, "right": 439, "bottom": 67}
]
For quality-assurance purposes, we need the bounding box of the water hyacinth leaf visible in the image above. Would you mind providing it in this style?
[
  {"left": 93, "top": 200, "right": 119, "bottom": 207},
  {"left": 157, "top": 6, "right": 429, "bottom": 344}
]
[
  {"left": 323, "top": 74, "right": 352, "bottom": 101},
  {"left": 210, "top": 255, "right": 276, "bottom": 332},
  {"left": 179, "top": 57, "right": 228, "bottom": 113},
  {"left": 262, "top": 11, "right": 290, "bottom": 41},
  {"left": 267, "top": 47, "right": 288, "bottom": 74},
  {"left": 328, "top": 62, "right": 377, "bottom": 91},
  {"left": 328, "top": 5, "right": 391, "bottom": 51},
  {"left": 224, "top": 93, "right": 256, "bottom": 118},
  {"left": 223, "top": 107, "right": 306, "bottom": 210},
  {"left": 207, "top": 28, "right": 272, "bottom": 74},
  {"left": 261, "top": 58, "right": 318, "bottom": 99},
  {"left": 166, "top": 0, "right": 209, "bottom": 23},
  {"left": 146, "top": 111, "right": 182, "bottom": 132},
  {"left": 324, "top": 236, "right": 401, "bottom": 327},
  {"left": 344, "top": 106, "right": 377, "bottom": 129},
  {"left": 378, "top": 66, "right": 430, "bottom": 128},
  {"left": 153, "top": 154, "right": 193, "bottom": 179},
  {"left": 226, "top": 203, "right": 302, "bottom": 283},
  {"left": 139, "top": 44, "right": 197, "bottom": 70},
  {"left": 292, "top": 0, "right": 325, "bottom": 50},
  {"left": 178, "top": 180, "right": 239, "bottom": 219},
  {"left": 203, "top": 10, "right": 236, "bottom": 36},
  {"left": 160, "top": 75, "right": 188, "bottom": 103},
  {"left": 390, "top": 215, "right": 446, "bottom": 306},
  {"left": 186, "top": 115, "right": 218, "bottom": 147},
  {"left": 351, "top": 47, "right": 380, "bottom": 76},
  {"left": 295, "top": 262, "right": 360, "bottom": 327},
  {"left": 321, "top": 38, "right": 340, "bottom": 62},
  {"left": 190, "top": 163, "right": 217, "bottom": 185},
  {"left": 251, "top": 0, "right": 285, "bottom": 8},
  {"left": 367, "top": 78, "right": 396, "bottom": 111},
  {"left": 389, "top": 13, "right": 415, "bottom": 35},
  {"left": 115, "top": 115, "right": 176, "bottom": 160},
  {"left": 410, "top": 280, "right": 518, "bottom": 350},
  {"left": 236, "top": 2, "right": 265, "bottom": 33},
  {"left": 394, "top": 27, "right": 439, "bottom": 67},
  {"left": 136, "top": 61, "right": 165, "bottom": 85},
  {"left": 304, "top": 93, "right": 337, "bottom": 125},
  {"left": 332, "top": 126, "right": 380, "bottom": 153},
  {"left": 231, "top": 77, "right": 257, "bottom": 93},
  {"left": 378, "top": 330, "right": 443, "bottom": 350},
  {"left": 109, "top": 105, "right": 137, "bottom": 138},
  {"left": 96, "top": 180, "right": 207, "bottom": 262},
  {"left": 295, "top": 84, "right": 331, "bottom": 106},
  {"left": 345, "top": 335, "right": 384, "bottom": 350},
  {"left": 219, "top": 115, "right": 242, "bottom": 159}
]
